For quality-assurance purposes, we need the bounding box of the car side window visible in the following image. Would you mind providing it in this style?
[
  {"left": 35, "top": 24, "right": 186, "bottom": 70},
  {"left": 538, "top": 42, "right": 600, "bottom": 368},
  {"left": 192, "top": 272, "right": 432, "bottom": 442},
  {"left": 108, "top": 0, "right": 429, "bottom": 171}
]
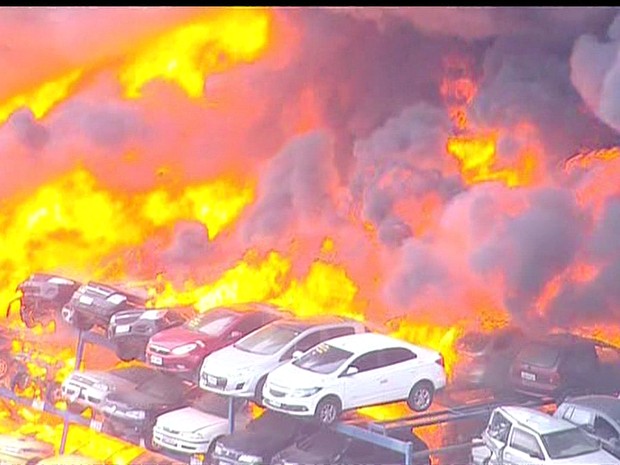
[
  {"left": 566, "top": 406, "right": 594, "bottom": 427},
  {"left": 349, "top": 351, "right": 382, "bottom": 373},
  {"left": 487, "top": 412, "right": 512, "bottom": 444},
  {"left": 379, "top": 348, "right": 416, "bottom": 367},
  {"left": 509, "top": 428, "right": 544, "bottom": 459},
  {"left": 321, "top": 326, "right": 355, "bottom": 341},
  {"left": 594, "top": 415, "right": 620, "bottom": 441}
]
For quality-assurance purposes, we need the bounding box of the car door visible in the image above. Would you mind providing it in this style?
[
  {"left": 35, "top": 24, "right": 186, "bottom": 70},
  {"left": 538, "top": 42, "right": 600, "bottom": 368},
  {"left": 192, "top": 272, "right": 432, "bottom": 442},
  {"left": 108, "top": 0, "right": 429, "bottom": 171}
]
[
  {"left": 482, "top": 411, "right": 513, "bottom": 463},
  {"left": 593, "top": 414, "right": 620, "bottom": 456},
  {"left": 340, "top": 351, "right": 384, "bottom": 408},
  {"left": 502, "top": 427, "right": 545, "bottom": 465},
  {"left": 376, "top": 347, "right": 418, "bottom": 401}
]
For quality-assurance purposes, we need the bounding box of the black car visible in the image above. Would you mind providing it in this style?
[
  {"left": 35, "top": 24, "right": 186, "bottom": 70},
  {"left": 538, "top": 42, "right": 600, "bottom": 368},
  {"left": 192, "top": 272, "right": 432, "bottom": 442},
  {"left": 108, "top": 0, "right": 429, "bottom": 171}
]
[
  {"left": 10, "top": 273, "right": 81, "bottom": 328},
  {"left": 211, "top": 411, "right": 318, "bottom": 465},
  {"left": 101, "top": 371, "right": 199, "bottom": 449},
  {"left": 271, "top": 427, "right": 430, "bottom": 465},
  {"left": 61, "top": 281, "right": 148, "bottom": 331},
  {"left": 453, "top": 327, "right": 527, "bottom": 392},
  {"left": 510, "top": 333, "right": 620, "bottom": 401},
  {"left": 108, "top": 306, "right": 196, "bottom": 362}
]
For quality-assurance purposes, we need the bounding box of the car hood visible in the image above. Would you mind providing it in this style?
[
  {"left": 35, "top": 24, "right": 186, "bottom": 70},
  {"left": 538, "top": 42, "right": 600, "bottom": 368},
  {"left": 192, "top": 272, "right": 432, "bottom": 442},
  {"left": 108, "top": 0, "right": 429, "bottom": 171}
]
[
  {"left": 219, "top": 430, "right": 294, "bottom": 456},
  {"left": 551, "top": 449, "right": 620, "bottom": 464},
  {"left": 65, "top": 371, "right": 137, "bottom": 390},
  {"left": 106, "top": 389, "right": 169, "bottom": 409},
  {"left": 203, "top": 346, "right": 273, "bottom": 373},
  {"left": 267, "top": 363, "right": 330, "bottom": 390},
  {"left": 156, "top": 406, "right": 227, "bottom": 433},
  {"left": 149, "top": 325, "right": 211, "bottom": 348}
]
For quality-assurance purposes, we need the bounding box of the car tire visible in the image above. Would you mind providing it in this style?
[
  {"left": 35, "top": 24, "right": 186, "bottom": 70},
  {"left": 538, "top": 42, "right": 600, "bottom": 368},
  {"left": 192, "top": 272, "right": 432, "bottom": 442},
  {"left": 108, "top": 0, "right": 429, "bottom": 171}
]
[
  {"left": 314, "top": 396, "right": 342, "bottom": 426},
  {"left": 407, "top": 380, "right": 435, "bottom": 412},
  {"left": 254, "top": 376, "right": 268, "bottom": 407},
  {"left": 116, "top": 342, "right": 138, "bottom": 362}
]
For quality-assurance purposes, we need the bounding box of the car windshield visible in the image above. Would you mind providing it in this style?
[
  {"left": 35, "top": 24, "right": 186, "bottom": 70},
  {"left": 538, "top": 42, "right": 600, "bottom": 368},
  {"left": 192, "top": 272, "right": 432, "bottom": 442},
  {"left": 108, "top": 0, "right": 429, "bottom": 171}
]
[
  {"left": 518, "top": 343, "right": 560, "bottom": 368},
  {"left": 456, "top": 332, "right": 490, "bottom": 353},
  {"left": 184, "top": 309, "right": 236, "bottom": 336},
  {"left": 137, "top": 376, "right": 182, "bottom": 399},
  {"left": 192, "top": 393, "right": 238, "bottom": 418},
  {"left": 293, "top": 343, "right": 353, "bottom": 374},
  {"left": 234, "top": 323, "right": 300, "bottom": 355},
  {"left": 541, "top": 427, "right": 600, "bottom": 459}
]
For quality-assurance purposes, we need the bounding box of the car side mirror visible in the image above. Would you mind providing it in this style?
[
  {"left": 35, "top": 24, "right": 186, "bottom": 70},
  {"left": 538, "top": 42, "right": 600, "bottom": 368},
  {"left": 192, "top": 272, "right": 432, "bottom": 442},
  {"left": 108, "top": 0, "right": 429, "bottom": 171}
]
[
  {"left": 229, "top": 330, "right": 242, "bottom": 340},
  {"left": 292, "top": 350, "right": 303, "bottom": 360},
  {"left": 342, "top": 366, "right": 359, "bottom": 377}
]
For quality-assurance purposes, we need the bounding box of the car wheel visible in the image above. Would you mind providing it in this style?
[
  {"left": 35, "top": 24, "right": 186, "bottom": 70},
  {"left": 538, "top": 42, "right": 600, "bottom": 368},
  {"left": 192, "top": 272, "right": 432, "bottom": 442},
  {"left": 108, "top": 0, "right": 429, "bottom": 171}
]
[
  {"left": 116, "top": 343, "right": 138, "bottom": 362},
  {"left": 407, "top": 380, "right": 435, "bottom": 412},
  {"left": 254, "top": 376, "right": 268, "bottom": 407},
  {"left": 314, "top": 396, "right": 342, "bottom": 426}
]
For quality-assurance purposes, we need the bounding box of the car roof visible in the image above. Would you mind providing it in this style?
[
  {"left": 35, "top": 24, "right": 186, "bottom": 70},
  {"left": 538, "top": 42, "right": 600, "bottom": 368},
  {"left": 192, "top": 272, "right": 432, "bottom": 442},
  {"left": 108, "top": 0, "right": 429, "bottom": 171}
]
[
  {"left": 274, "top": 315, "right": 360, "bottom": 332},
  {"left": 325, "top": 332, "right": 439, "bottom": 357},
  {"left": 499, "top": 406, "right": 575, "bottom": 434},
  {"left": 564, "top": 395, "right": 620, "bottom": 420},
  {"left": 218, "top": 302, "right": 290, "bottom": 316}
]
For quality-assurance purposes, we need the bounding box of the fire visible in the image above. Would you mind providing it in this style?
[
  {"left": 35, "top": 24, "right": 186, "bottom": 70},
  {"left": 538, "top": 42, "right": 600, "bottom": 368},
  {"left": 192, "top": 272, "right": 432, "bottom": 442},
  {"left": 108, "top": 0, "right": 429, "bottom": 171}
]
[
  {"left": 446, "top": 132, "right": 537, "bottom": 187},
  {"left": 120, "top": 9, "right": 272, "bottom": 99},
  {"left": 0, "top": 69, "right": 83, "bottom": 124},
  {"left": 0, "top": 167, "right": 254, "bottom": 313},
  {"left": 564, "top": 147, "right": 620, "bottom": 171}
]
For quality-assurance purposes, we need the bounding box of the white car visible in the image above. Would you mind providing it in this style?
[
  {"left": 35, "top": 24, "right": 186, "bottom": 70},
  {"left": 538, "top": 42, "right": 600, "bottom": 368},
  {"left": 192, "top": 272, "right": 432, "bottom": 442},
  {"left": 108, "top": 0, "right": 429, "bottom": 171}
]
[
  {"left": 199, "top": 317, "right": 366, "bottom": 403},
  {"left": 262, "top": 332, "right": 447, "bottom": 425},
  {"left": 60, "top": 365, "right": 157, "bottom": 413},
  {"left": 0, "top": 435, "right": 54, "bottom": 465},
  {"left": 152, "top": 391, "right": 251, "bottom": 458},
  {"left": 471, "top": 406, "right": 620, "bottom": 465}
]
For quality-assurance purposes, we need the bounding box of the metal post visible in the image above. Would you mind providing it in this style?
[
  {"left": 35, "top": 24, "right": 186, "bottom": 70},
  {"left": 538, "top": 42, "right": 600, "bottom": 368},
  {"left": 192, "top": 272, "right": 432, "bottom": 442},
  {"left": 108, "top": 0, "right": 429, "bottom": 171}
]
[
  {"left": 228, "top": 397, "right": 235, "bottom": 434},
  {"left": 405, "top": 441, "right": 413, "bottom": 465},
  {"left": 59, "top": 330, "right": 86, "bottom": 454}
]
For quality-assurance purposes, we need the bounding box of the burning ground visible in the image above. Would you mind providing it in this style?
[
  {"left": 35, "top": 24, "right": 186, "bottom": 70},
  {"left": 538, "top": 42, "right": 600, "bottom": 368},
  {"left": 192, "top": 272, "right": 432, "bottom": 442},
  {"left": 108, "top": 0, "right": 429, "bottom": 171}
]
[{"left": 2, "top": 5, "right": 620, "bottom": 461}]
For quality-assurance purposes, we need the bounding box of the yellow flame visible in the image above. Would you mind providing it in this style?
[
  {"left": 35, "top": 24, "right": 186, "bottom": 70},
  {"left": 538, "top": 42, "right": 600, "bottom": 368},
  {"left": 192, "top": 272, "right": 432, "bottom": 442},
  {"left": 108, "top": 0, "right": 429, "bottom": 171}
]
[
  {"left": 120, "top": 9, "right": 272, "bottom": 99},
  {"left": 0, "top": 69, "right": 83, "bottom": 124},
  {"left": 446, "top": 133, "right": 536, "bottom": 187}
]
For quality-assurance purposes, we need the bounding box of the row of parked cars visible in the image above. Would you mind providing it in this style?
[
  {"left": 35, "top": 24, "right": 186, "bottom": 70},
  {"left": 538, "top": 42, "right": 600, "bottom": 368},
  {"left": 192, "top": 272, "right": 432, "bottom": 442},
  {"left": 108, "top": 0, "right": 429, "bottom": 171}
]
[{"left": 14, "top": 273, "right": 447, "bottom": 464}]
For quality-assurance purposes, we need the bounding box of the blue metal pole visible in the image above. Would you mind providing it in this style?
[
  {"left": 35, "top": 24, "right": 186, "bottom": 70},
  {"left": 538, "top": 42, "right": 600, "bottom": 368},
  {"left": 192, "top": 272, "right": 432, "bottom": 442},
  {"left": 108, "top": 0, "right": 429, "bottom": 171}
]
[
  {"left": 405, "top": 441, "right": 413, "bottom": 465},
  {"left": 228, "top": 397, "right": 235, "bottom": 434},
  {"left": 59, "top": 330, "right": 86, "bottom": 454}
]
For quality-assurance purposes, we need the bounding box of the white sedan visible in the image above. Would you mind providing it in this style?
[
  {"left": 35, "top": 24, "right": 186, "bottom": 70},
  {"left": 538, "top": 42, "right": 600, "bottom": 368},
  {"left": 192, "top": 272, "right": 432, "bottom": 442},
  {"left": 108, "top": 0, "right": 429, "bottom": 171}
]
[{"left": 262, "top": 332, "right": 447, "bottom": 425}]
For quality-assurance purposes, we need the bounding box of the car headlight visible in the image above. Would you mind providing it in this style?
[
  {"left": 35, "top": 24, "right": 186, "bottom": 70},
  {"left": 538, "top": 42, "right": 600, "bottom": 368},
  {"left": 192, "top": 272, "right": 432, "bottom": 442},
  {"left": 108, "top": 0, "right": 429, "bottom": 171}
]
[
  {"left": 126, "top": 410, "right": 146, "bottom": 420},
  {"left": 238, "top": 454, "right": 263, "bottom": 464},
  {"left": 291, "top": 387, "right": 322, "bottom": 398},
  {"left": 172, "top": 343, "right": 198, "bottom": 355},
  {"left": 181, "top": 430, "right": 205, "bottom": 440}
]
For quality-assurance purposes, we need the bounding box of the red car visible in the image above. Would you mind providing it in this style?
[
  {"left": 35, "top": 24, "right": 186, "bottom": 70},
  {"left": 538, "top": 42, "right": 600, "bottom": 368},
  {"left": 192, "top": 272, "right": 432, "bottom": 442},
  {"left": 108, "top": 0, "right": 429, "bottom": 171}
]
[{"left": 145, "top": 302, "right": 284, "bottom": 380}]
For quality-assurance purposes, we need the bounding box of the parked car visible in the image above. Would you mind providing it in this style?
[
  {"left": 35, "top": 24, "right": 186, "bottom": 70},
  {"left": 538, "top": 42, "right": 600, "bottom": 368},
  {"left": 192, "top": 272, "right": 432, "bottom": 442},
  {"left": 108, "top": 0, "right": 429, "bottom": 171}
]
[
  {"left": 210, "top": 410, "right": 318, "bottom": 465},
  {"left": 61, "top": 365, "right": 160, "bottom": 414},
  {"left": 452, "top": 327, "right": 527, "bottom": 392},
  {"left": 108, "top": 306, "right": 196, "bottom": 361},
  {"left": 100, "top": 372, "right": 199, "bottom": 449},
  {"left": 145, "top": 303, "right": 285, "bottom": 381},
  {"left": 510, "top": 333, "right": 620, "bottom": 401},
  {"left": 262, "top": 332, "right": 447, "bottom": 425},
  {"left": 61, "top": 281, "right": 147, "bottom": 331},
  {"left": 10, "top": 273, "right": 81, "bottom": 328},
  {"left": 152, "top": 392, "right": 251, "bottom": 462},
  {"left": 0, "top": 434, "right": 54, "bottom": 465},
  {"left": 200, "top": 317, "right": 366, "bottom": 405},
  {"left": 471, "top": 405, "right": 620, "bottom": 464},
  {"left": 555, "top": 395, "right": 620, "bottom": 458},
  {"left": 271, "top": 426, "right": 430, "bottom": 465}
]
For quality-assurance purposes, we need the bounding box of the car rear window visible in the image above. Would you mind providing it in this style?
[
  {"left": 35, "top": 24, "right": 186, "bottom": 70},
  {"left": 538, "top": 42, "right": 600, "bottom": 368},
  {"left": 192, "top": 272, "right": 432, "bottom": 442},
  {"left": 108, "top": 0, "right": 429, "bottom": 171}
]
[
  {"left": 456, "top": 332, "right": 490, "bottom": 353},
  {"left": 518, "top": 343, "right": 560, "bottom": 368}
]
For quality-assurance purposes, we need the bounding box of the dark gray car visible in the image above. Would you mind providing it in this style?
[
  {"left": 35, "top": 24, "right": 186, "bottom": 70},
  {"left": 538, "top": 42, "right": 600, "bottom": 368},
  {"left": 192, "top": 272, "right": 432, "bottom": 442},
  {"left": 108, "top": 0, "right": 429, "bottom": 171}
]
[{"left": 555, "top": 395, "right": 620, "bottom": 458}]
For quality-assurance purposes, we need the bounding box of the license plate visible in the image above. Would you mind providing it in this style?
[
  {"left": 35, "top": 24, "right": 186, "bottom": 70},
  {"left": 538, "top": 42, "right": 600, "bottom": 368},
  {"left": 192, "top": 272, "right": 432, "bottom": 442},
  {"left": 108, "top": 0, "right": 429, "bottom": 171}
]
[
  {"left": 150, "top": 355, "right": 163, "bottom": 366},
  {"left": 162, "top": 436, "right": 176, "bottom": 445},
  {"left": 79, "top": 295, "right": 94, "bottom": 305},
  {"left": 90, "top": 419, "right": 103, "bottom": 432},
  {"left": 207, "top": 375, "right": 217, "bottom": 385},
  {"left": 521, "top": 371, "right": 536, "bottom": 381},
  {"left": 115, "top": 324, "right": 130, "bottom": 334}
]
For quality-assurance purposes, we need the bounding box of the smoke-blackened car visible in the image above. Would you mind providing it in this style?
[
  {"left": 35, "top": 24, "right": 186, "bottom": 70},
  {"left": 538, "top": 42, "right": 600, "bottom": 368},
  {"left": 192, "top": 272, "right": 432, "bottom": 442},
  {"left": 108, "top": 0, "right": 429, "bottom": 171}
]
[{"left": 61, "top": 281, "right": 147, "bottom": 331}]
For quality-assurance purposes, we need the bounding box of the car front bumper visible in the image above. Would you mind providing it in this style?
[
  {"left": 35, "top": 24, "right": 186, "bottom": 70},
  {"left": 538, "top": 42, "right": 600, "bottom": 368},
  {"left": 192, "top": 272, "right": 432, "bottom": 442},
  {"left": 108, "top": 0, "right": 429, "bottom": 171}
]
[
  {"left": 152, "top": 426, "right": 211, "bottom": 454},
  {"left": 198, "top": 370, "right": 255, "bottom": 398}
]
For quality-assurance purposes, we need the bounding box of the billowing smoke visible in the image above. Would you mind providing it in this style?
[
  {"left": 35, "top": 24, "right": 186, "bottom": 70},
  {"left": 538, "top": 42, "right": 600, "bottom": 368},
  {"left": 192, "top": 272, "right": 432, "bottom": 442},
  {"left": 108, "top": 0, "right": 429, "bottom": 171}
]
[{"left": 3, "top": 6, "right": 620, "bottom": 331}]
